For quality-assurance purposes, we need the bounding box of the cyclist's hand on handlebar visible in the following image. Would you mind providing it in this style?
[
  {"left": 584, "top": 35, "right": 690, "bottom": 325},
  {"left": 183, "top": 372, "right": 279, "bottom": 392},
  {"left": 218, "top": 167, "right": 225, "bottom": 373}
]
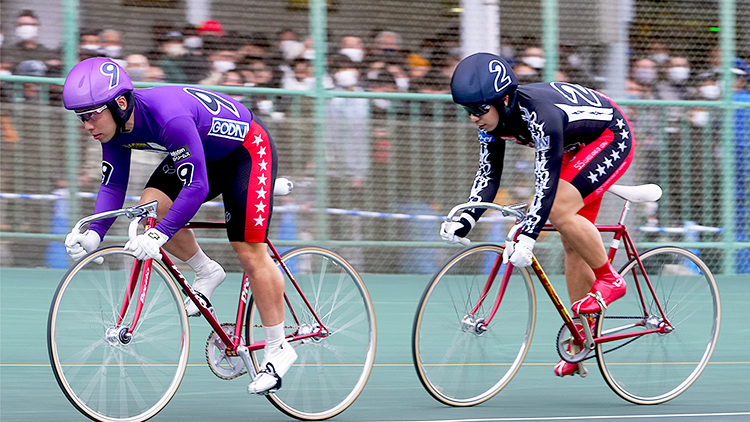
[
  {"left": 503, "top": 234, "right": 535, "bottom": 267},
  {"left": 65, "top": 230, "right": 101, "bottom": 261},
  {"left": 125, "top": 228, "right": 169, "bottom": 261},
  {"left": 440, "top": 212, "right": 474, "bottom": 245}
]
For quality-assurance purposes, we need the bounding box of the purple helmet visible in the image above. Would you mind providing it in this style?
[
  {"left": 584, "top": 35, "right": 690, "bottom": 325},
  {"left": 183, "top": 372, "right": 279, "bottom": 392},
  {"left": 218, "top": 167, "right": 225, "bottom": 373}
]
[{"left": 63, "top": 57, "right": 135, "bottom": 138}]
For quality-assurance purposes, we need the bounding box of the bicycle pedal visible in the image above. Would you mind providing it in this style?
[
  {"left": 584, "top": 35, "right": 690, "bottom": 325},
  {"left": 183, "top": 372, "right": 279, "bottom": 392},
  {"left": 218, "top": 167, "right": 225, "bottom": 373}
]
[{"left": 577, "top": 362, "right": 588, "bottom": 378}]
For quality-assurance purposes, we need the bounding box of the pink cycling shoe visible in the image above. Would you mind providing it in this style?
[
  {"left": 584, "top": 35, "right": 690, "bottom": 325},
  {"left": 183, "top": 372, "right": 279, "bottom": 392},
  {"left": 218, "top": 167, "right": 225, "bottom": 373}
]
[{"left": 571, "top": 262, "right": 626, "bottom": 314}]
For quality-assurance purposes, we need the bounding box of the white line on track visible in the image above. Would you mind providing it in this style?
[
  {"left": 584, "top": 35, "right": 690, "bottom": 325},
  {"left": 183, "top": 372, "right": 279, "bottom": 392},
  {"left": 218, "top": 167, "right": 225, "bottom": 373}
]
[{"left": 365, "top": 412, "right": 750, "bottom": 422}]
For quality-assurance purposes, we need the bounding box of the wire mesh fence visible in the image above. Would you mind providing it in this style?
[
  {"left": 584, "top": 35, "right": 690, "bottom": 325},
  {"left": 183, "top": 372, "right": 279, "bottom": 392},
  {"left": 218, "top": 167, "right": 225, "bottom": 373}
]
[{"left": 0, "top": 0, "right": 748, "bottom": 274}]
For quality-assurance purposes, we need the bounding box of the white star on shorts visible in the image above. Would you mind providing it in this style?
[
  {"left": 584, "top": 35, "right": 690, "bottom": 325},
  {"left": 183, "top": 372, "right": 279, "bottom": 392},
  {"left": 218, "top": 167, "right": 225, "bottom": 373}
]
[
  {"left": 256, "top": 187, "right": 267, "bottom": 199},
  {"left": 254, "top": 216, "right": 265, "bottom": 226},
  {"left": 588, "top": 172, "right": 599, "bottom": 183},
  {"left": 253, "top": 134, "right": 263, "bottom": 146},
  {"left": 616, "top": 119, "right": 625, "bottom": 129},
  {"left": 255, "top": 201, "right": 266, "bottom": 213},
  {"left": 257, "top": 174, "right": 267, "bottom": 185},
  {"left": 258, "top": 160, "right": 268, "bottom": 171},
  {"left": 257, "top": 146, "right": 267, "bottom": 157}
]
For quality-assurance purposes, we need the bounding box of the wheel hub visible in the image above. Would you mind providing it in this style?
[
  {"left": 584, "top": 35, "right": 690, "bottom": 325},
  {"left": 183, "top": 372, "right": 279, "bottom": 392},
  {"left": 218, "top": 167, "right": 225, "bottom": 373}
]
[
  {"left": 105, "top": 326, "right": 131, "bottom": 346},
  {"left": 461, "top": 314, "right": 487, "bottom": 336}
]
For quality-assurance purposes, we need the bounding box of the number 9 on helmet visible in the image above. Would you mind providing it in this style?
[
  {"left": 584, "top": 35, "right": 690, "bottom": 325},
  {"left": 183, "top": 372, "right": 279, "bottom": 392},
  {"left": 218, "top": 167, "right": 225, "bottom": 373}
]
[{"left": 63, "top": 57, "right": 135, "bottom": 139}]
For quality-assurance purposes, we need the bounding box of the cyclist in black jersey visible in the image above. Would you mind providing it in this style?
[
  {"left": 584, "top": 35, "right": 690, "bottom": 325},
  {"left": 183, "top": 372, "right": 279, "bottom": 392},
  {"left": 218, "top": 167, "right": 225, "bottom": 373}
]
[{"left": 441, "top": 52, "right": 635, "bottom": 377}]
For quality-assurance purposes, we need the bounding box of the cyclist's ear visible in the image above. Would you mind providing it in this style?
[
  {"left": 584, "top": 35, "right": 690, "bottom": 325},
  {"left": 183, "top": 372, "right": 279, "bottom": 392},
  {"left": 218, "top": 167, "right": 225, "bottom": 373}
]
[{"left": 116, "top": 95, "right": 128, "bottom": 111}]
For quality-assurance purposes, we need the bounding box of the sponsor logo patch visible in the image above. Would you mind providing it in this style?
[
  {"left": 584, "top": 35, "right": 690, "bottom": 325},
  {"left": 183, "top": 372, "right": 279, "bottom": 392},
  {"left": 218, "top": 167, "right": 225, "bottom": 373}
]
[
  {"left": 209, "top": 117, "right": 250, "bottom": 141},
  {"left": 169, "top": 146, "right": 192, "bottom": 162}
]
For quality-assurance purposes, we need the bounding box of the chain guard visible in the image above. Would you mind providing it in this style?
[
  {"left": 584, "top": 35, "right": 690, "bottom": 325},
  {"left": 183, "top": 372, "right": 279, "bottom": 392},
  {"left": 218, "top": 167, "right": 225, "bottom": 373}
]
[{"left": 206, "top": 323, "right": 247, "bottom": 380}]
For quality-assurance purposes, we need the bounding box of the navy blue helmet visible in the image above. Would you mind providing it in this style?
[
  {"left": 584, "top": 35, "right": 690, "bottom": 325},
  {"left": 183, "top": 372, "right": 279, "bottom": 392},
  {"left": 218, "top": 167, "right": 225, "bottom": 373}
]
[{"left": 451, "top": 52, "right": 519, "bottom": 118}]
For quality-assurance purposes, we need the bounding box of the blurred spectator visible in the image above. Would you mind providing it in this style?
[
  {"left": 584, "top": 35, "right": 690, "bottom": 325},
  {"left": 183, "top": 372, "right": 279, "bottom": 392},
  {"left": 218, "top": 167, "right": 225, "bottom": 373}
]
[
  {"left": 155, "top": 31, "right": 188, "bottom": 83},
  {"left": 124, "top": 53, "right": 150, "bottom": 81},
  {"left": 367, "top": 70, "right": 398, "bottom": 120},
  {"left": 238, "top": 56, "right": 277, "bottom": 117},
  {"left": 655, "top": 55, "right": 695, "bottom": 224},
  {"left": 14, "top": 59, "right": 47, "bottom": 101},
  {"left": 733, "top": 68, "right": 750, "bottom": 272},
  {"left": 276, "top": 28, "right": 304, "bottom": 62},
  {"left": 326, "top": 54, "right": 370, "bottom": 268},
  {"left": 282, "top": 58, "right": 315, "bottom": 90},
  {"left": 143, "top": 65, "right": 166, "bottom": 82},
  {"left": 647, "top": 40, "right": 670, "bottom": 67},
  {"left": 197, "top": 20, "right": 225, "bottom": 37},
  {"left": 410, "top": 67, "right": 450, "bottom": 119},
  {"left": 238, "top": 32, "right": 272, "bottom": 59},
  {"left": 100, "top": 29, "right": 125, "bottom": 66},
  {"left": 220, "top": 70, "right": 246, "bottom": 102},
  {"left": 631, "top": 57, "right": 658, "bottom": 89},
  {"left": 182, "top": 24, "right": 203, "bottom": 50},
  {"left": 406, "top": 53, "right": 431, "bottom": 80},
  {"left": 513, "top": 63, "right": 541, "bottom": 84},
  {"left": 339, "top": 35, "right": 365, "bottom": 64},
  {"left": 200, "top": 36, "right": 239, "bottom": 85},
  {"left": 371, "top": 30, "right": 401, "bottom": 55},
  {"left": 519, "top": 46, "right": 546, "bottom": 73},
  {"left": 366, "top": 52, "right": 409, "bottom": 92},
  {"left": 144, "top": 20, "right": 176, "bottom": 63},
  {"left": 79, "top": 28, "right": 103, "bottom": 60},
  {"left": 1, "top": 9, "right": 61, "bottom": 74}
]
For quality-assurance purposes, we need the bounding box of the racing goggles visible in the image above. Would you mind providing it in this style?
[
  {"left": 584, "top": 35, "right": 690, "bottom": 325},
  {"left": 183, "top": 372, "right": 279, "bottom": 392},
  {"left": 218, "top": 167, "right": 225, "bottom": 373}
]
[
  {"left": 463, "top": 103, "right": 492, "bottom": 117},
  {"left": 75, "top": 104, "right": 108, "bottom": 123}
]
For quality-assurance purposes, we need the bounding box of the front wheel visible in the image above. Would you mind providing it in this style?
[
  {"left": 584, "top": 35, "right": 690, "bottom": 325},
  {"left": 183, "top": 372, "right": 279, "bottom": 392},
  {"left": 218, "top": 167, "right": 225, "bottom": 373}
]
[
  {"left": 412, "top": 244, "right": 536, "bottom": 406},
  {"left": 596, "top": 247, "right": 721, "bottom": 404},
  {"left": 48, "top": 247, "right": 190, "bottom": 422},
  {"left": 246, "top": 247, "right": 376, "bottom": 421}
]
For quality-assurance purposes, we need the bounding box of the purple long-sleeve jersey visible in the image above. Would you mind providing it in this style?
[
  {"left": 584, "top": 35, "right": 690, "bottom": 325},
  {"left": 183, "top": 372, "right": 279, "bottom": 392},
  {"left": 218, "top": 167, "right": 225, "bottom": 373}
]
[{"left": 89, "top": 86, "right": 254, "bottom": 239}]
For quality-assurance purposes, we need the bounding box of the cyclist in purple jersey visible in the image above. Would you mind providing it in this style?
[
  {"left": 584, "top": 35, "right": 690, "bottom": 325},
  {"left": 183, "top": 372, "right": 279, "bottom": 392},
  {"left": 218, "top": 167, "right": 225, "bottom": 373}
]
[
  {"left": 62, "top": 57, "right": 295, "bottom": 394},
  {"left": 442, "top": 53, "right": 635, "bottom": 377}
]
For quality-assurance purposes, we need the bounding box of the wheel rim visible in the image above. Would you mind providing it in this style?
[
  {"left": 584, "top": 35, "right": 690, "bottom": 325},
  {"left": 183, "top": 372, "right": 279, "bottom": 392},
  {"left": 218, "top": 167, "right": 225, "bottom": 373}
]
[
  {"left": 247, "top": 247, "right": 376, "bottom": 420},
  {"left": 413, "top": 245, "right": 535, "bottom": 406},
  {"left": 48, "top": 248, "right": 189, "bottom": 422},
  {"left": 596, "top": 247, "right": 720, "bottom": 404}
]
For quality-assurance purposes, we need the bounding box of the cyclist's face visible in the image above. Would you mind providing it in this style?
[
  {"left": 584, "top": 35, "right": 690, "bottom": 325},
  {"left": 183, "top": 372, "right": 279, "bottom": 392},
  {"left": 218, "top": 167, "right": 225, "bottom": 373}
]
[
  {"left": 77, "top": 106, "right": 117, "bottom": 143},
  {"left": 469, "top": 104, "right": 500, "bottom": 132}
]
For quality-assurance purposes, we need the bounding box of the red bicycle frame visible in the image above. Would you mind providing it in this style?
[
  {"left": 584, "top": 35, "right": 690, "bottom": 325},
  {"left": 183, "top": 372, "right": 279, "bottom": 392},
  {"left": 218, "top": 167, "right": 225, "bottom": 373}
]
[
  {"left": 468, "top": 202, "right": 673, "bottom": 349},
  {"left": 116, "top": 220, "right": 329, "bottom": 355}
]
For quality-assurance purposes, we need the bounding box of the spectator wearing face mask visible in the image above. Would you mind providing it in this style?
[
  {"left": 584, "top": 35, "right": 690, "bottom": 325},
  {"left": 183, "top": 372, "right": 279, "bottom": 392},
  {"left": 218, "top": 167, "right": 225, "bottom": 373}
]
[
  {"left": 339, "top": 35, "right": 365, "bottom": 64},
  {"left": 124, "top": 54, "right": 150, "bottom": 81},
  {"left": 1, "top": 9, "right": 61, "bottom": 75},
  {"left": 156, "top": 31, "right": 209, "bottom": 84},
  {"left": 654, "top": 55, "right": 696, "bottom": 224},
  {"left": 100, "top": 29, "right": 126, "bottom": 67},
  {"left": 513, "top": 63, "right": 541, "bottom": 85},
  {"left": 78, "top": 28, "right": 104, "bottom": 60},
  {"left": 519, "top": 46, "right": 546, "bottom": 72},
  {"left": 199, "top": 36, "right": 239, "bottom": 85},
  {"left": 326, "top": 54, "right": 369, "bottom": 265}
]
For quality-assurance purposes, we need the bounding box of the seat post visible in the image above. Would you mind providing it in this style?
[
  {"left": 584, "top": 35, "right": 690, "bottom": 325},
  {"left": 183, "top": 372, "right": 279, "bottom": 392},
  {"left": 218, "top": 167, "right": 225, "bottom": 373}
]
[{"left": 617, "top": 200, "right": 632, "bottom": 225}]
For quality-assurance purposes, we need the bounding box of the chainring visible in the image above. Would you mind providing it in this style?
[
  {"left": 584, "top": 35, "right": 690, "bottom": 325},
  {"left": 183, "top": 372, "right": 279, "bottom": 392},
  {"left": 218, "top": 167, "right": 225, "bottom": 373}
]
[
  {"left": 556, "top": 317, "right": 596, "bottom": 364},
  {"left": 205, "top": 323, "right": 247, "bottom": 380}
]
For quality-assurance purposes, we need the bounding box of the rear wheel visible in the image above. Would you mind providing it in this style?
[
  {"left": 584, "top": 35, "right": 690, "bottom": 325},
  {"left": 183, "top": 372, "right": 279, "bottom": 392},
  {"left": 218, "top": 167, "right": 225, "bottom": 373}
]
[
  {"left": 596, "top": 247, "right": 720, "bottom": 404},
  {"left": 246, "top": 247, "right": 376, "bottom": 420},
  {"left": 48, "top": 247, "right": 189, "bottom": 422},
  {"left": 412, "top": 244, "right": 536, "bottom": 406}
]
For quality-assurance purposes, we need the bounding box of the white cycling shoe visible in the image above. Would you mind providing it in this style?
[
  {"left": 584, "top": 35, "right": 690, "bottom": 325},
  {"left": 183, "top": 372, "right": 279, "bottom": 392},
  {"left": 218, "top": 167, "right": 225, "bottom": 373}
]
[
  {"left": 248, "top": 340, "right": 298, "bottom": 395},
  {"left": 184, "top": 260, "right": 226, "bottom": 316}
]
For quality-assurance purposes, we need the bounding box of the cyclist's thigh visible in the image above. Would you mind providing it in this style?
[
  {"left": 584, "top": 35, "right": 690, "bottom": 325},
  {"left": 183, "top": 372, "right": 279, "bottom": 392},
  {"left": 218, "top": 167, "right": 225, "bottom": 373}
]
[{"left": 221, "top": 117, "right": 279, "bottom": 243}]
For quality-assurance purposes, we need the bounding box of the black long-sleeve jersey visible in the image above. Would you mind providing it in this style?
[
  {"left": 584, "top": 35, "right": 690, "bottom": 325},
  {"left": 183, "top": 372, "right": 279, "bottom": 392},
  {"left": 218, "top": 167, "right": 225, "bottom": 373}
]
[{"left": 465, "top": 82, "right": 624, "bottom": 239}]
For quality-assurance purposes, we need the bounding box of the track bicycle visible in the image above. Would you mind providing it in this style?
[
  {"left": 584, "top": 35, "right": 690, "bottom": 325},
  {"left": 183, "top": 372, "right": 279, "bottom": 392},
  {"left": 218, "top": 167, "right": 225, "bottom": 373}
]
[
  {"left": 48, "top": 196, "right": 377, "bottom": 421},
  {"left": 412, "top": 183, "right": 721, "bottom": 406}
]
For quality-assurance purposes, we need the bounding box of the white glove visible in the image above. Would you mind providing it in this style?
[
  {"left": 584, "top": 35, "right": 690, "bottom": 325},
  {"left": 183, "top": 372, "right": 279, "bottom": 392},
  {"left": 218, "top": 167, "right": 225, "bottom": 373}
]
[
  {"left": 440, "top": 212, "right": 475, "bottom": 245},
  {"left": 503, "top": 234, "right": 536, "bottom": 267},
  {"left": 124, "top": 228, "right": 169, "bottom": 261},
  {"left": 65, "top": 230, "right": 102, "bottom": 261}
]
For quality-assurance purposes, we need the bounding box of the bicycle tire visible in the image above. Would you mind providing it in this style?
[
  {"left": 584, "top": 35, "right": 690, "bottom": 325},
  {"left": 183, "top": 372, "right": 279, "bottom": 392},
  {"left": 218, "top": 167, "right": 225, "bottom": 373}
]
[
  {"left": 596, "top": 246, "right": 721, "bottom": 405},
  {"left": 412, "top": 244, "right": 536, "bottom": 406},
  {"left": 245, "top": 247, "right": 376, "bottom": 421},
  {"left": 48, "top": 247, "right": 190, "bottom": 422}
]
